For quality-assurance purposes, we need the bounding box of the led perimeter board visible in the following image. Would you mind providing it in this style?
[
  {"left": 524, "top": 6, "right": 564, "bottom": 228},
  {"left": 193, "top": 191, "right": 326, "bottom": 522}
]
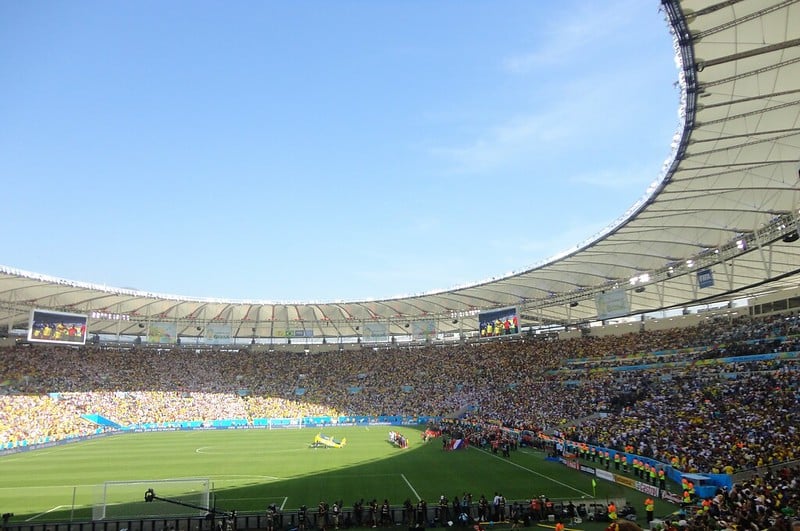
[{"left": 28, "top": 309, "right": 88, "bottom": 345}]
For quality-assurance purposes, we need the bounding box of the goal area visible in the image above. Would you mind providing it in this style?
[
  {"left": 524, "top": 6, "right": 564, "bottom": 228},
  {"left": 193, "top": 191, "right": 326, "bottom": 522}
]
[{"left": 93, "top": 478, "right": 212, "bottom": 520}]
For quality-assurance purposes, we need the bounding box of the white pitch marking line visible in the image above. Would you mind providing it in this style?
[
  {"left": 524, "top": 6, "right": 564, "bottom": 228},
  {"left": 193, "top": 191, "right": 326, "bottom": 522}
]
[
  {"left": 473, "top": 447, "right": 592, "bottom": 497},
  {"left": 401, "top": 473, "right": 421, "bottom": 501},
  {"left": 25, "top": 505, "right": 67, "bottom": 521}
]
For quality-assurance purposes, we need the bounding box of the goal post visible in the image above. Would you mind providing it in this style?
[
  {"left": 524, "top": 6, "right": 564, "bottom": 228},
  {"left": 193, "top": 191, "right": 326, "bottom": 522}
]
[{"left": 93, "top": 478, "right": 212, "bottom": 520}]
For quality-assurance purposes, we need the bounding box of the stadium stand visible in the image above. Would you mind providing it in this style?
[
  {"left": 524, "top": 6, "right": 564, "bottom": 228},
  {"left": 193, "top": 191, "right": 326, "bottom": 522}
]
[
  {"left": 2, "top": 312, "right": 799, "bottom": 472},
  {"left": 3, "top": 314, "right": 800, "bottom": 530}
]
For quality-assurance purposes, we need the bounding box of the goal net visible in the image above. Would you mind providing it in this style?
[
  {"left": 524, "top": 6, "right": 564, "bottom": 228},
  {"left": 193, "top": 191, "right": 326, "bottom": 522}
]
[{"left": 93, "top": 478, "right": 212, "bottom": 520}]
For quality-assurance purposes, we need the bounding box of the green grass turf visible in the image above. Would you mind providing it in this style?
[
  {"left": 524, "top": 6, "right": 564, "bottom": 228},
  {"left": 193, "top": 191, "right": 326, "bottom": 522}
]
[{"left": 0, "top": 426, "right": 678, "bottom": 526}]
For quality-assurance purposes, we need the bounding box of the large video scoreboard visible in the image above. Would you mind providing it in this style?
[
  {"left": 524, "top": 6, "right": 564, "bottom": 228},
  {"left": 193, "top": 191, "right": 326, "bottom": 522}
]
[
  {"left": 28, "top": 309, "right": 88, "bottom": 345},
  {"left": 478, "top": 306, "right": 519, "bottom": 337}
]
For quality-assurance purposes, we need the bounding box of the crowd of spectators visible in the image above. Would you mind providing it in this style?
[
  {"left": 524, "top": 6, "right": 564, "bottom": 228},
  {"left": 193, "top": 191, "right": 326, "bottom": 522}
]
[
  {"left": 653, "top": 463, "right": 800, "bottom": 531},
  {"left": 564, "top": 368, "right": 799, "bottom": 473},
  {"left": 1, "top": 313, "right": 799, "bottom": 484}
]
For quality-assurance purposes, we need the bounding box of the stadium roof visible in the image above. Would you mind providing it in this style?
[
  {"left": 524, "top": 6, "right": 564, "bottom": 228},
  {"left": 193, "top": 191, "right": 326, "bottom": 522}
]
[{"left": 2, "top": 0, "right": 799, "bottom": 341}]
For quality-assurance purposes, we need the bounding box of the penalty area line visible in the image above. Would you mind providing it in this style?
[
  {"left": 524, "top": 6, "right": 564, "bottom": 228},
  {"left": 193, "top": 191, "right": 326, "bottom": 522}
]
[
  {"left": 26, "top": 505, "right": 68, "bottom": 521},
  {"left": 400, "top": 474, "right": 421, "bottom": 501},
  {"left": 472, "top": 447, "right": 591, "bottom": 497}
]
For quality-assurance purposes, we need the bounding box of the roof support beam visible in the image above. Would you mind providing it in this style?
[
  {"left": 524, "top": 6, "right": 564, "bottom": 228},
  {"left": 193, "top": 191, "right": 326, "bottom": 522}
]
[
  {"left": 699, "top": 57, "right": 800, "bottom": 88},
  {"left": 692, "top": 0, "right": 797, "bottom": 40},
  {"left": 697, "top": 38, "right": 800, "bottom": 71}
]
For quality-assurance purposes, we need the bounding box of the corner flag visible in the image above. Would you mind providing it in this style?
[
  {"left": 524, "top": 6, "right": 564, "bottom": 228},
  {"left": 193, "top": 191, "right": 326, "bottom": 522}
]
[{"left": 592, "top": 478, "right": 597, "bottom": 497}]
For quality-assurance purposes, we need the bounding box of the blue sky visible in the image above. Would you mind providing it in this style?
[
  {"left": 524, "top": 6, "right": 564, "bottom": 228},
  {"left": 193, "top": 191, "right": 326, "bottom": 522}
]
[{"left": 0, "top": 0, "right": 679, "bottom": 302}]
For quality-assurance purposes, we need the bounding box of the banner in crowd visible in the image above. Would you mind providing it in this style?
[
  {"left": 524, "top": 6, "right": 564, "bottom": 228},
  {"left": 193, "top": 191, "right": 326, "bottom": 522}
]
[
  {"left": 204, "top": 323, "right": 232, "bottom": 345},
  {"left": 363, "top": 322, "right": 388, "bottom": 342},
  {"left": 148, "top": 322, "right": 177, "bottom": 344},
  {"left": 697, "top": 268, "right": 714, "bottom": 288},
  {"left": 412, "top": 319, "right": 436, "bottom": 340},
  {"left": 595, "top": 289, "right": 631, "bottom": 320}
]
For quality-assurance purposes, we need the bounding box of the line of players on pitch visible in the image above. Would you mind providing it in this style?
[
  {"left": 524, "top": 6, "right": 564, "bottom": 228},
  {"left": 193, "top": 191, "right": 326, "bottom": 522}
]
[{"left": 388, "top": 430, "right": 409, "bottom": 449}]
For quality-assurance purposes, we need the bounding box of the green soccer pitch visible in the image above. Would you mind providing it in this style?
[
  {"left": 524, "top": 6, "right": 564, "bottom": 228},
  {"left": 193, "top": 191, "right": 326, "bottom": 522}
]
[{"left": 0, "top": 426, "right": 673, "bottom": 525}]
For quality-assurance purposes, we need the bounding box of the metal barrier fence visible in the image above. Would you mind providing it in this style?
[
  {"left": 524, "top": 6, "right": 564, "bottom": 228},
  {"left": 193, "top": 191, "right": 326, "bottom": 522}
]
[{"left": 3, "top": 498, "right": 626, "bottom": 531}]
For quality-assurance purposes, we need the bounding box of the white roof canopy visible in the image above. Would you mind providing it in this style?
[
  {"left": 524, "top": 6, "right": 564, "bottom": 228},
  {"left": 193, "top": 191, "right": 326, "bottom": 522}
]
[{"left": 2, "top": 0, "right": 799, "bottom": 340}]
